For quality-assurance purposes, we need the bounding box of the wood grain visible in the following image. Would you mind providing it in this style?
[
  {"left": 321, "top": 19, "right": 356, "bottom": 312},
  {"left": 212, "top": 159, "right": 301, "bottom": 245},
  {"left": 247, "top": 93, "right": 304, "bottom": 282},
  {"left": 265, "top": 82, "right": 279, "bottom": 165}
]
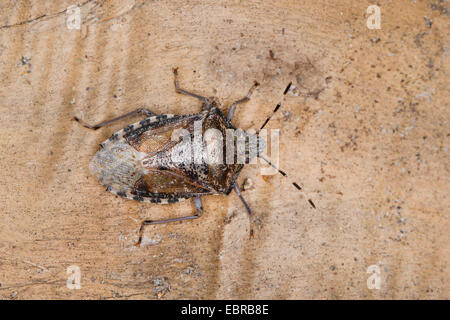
[{"left": 0, "top": 0, "right": 448, "bottom": 299}]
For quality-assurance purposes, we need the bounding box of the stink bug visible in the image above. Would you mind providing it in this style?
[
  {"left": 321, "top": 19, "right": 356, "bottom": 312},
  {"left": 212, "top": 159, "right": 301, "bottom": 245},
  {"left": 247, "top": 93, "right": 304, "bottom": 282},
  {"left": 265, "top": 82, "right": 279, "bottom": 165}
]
[{"left": 75, "top": 68, "right": 314, "bottom": 246}]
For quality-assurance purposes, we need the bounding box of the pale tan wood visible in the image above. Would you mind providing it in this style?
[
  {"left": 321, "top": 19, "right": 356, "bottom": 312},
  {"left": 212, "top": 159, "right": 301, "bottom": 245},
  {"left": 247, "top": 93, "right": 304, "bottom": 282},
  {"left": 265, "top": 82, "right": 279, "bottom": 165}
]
[{"left": 0, "top": 0, "right": 448, "bottom": 299}]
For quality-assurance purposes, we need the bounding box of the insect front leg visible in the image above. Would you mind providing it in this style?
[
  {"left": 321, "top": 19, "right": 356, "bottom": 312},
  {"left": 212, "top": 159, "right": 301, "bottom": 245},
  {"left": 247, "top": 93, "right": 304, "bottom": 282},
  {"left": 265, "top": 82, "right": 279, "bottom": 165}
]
[
  {"left": 173, "top": 67, "right": 210, "bottom": 107},
  {"left": 73, "top": 108, "right": 157, "bottom": 130},
  {"left": 135, "top": 197, "right": 203, "bottom": 247},
  {"left": 233, "top": 183, "right": 254, "bottom": 238},
  {"left": 227, "top": 81, "right": 259, "bottom": 122}
]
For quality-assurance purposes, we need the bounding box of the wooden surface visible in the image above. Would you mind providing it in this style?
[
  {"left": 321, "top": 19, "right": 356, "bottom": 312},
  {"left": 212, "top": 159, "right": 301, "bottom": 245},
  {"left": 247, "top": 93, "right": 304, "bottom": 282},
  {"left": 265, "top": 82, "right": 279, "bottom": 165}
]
[{"left": 0, "top": 0, "right": 448, "bottom": 299}]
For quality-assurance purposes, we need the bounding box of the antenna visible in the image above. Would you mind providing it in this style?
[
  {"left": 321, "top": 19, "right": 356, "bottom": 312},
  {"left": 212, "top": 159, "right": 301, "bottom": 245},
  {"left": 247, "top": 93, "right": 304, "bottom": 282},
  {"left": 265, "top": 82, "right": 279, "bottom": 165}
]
[
  {"left": 257, "top": 82, "right": 316, "bottom": 209},
  {"left": 258, "top": 82, "right": 292, "bottom": 133},
  {"left": 258, "top": 155, "right": 316, "bottom": 209}
]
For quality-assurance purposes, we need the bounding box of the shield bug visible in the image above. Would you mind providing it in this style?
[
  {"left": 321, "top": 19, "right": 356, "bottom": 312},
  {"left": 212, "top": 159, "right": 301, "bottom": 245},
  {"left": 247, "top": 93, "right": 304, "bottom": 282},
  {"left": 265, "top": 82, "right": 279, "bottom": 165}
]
[{"left": 74, "top": 68, "right": 315, "bottom": 246}]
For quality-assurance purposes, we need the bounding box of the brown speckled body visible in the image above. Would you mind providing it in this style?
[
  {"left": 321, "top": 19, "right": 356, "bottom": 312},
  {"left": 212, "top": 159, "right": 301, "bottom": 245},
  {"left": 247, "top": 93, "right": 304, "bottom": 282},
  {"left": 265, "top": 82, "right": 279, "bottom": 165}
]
[{"left": 89, "top": 106, "right": 246, "bottom": 204}]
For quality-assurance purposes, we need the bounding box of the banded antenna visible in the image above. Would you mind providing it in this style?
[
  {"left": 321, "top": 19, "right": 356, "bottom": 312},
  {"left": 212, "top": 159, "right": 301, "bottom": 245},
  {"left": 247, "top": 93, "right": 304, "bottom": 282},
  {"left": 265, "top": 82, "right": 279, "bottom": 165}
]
[
  {"left": 257, "top": 82, "right": 316, "bottom": 209},
  {"left": 257, "top": 82, "right": 292, "bottom": 133}
]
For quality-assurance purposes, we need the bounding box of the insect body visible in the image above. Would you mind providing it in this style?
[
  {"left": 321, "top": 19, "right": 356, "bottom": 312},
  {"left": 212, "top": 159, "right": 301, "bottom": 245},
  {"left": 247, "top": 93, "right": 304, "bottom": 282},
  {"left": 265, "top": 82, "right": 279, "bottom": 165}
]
[{"left": 75, "top": 68, "right": 311, "bottom": 246}]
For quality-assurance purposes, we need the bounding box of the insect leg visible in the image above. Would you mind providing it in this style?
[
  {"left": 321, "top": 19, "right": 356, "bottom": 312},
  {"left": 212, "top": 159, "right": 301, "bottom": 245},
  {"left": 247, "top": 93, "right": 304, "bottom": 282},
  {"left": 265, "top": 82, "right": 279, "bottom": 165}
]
[
  {"left": 233, "top": 183, "right": 254, "bottom": 238},
  {"left": 135, "top": 197, "right": 203, "bottom": 247},
  {"left": 173, "top": 67, "right": 210, "bottom": 105},
  {"left": 73, "top": 108, "right": 157, "bottom": 130},
  {"left": 227, "top": 81, "right": 259, "bottom": 122}
]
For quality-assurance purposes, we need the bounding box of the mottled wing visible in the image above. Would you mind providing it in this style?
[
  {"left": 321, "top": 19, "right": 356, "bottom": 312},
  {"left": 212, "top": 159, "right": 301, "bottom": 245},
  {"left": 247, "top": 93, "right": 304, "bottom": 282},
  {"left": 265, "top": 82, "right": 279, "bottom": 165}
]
[
  {"left": 125, "top": 114, "right": 195, "bottom": 156},
  {"left": 133, "top": 169, "right": 212, "bottom": 197},
  {"left": 123, "top": 113, "right": 214, "bottom": 198}
]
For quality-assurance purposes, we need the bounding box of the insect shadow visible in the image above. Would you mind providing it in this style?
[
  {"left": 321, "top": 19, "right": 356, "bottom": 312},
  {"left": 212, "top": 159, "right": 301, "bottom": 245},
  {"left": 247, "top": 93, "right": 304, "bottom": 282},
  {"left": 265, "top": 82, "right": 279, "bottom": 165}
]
[{"left": 74, "top": 67, "right": 315, "bottom": 246}]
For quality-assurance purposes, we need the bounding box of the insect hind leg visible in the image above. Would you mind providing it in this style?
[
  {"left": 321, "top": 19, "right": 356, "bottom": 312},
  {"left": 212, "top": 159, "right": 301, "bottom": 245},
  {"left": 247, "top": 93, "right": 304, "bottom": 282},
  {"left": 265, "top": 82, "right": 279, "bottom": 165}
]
[
  {"left": 74, "top": 108, "right": 157, "bottom": 130},
  {"left": 135, "top": 197, "right": 203, "bottom": 247}
]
